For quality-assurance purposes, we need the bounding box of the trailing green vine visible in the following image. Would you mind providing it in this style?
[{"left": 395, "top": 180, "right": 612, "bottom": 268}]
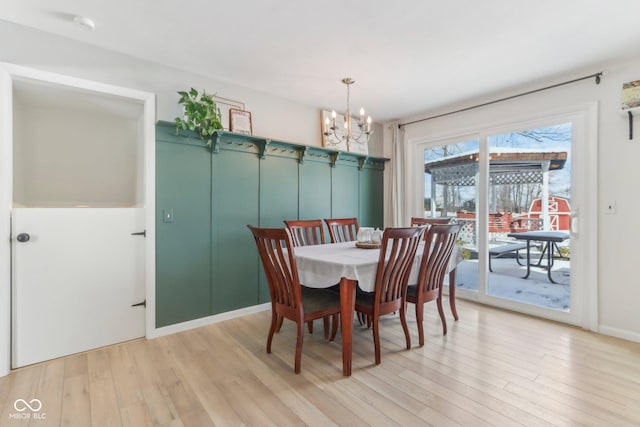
[{"left": 175, "top": 88, "right": 223, "bottom": 147}]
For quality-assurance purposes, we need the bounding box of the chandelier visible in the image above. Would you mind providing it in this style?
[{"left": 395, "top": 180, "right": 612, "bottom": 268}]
[{"left": 323, "top": 77, "right": 373, "bottom": 149}]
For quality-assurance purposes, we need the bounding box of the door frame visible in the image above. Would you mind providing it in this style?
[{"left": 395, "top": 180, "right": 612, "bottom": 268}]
[
  {"left": 0, "top": 63, "right": 156, "bottom": 376},
  {"left": 406, "top": 103, "right": 598, "bottom": 330}
]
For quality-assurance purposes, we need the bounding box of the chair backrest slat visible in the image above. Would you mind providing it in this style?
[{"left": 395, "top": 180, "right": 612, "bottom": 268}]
[
  {"left": 284, "top": 219, "right": 325, "bottom": 246},
  {"left": 324, "top": 217, "right": 359, "bottom": 243}
]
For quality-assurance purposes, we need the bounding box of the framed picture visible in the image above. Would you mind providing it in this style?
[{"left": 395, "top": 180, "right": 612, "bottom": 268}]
[
  {"left": 214, "top": 96, "right": 245, "bottom": 130},
  {"left": 622, "top": 80, "right": 640, "bottom": 110},
  {"left": 348, "top": 139, "right": 369, "bottom": 155},
  {"left": 229, "top": 108, "right": 253, "bottom": 135}
]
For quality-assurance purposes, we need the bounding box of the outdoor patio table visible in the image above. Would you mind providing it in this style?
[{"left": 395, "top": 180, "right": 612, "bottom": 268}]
[
  {"left": 506, "top": 230, "right": 570, "bottom": 284},
  {"left": 293, "top": 241, "right": 462, "bottom": 376}
]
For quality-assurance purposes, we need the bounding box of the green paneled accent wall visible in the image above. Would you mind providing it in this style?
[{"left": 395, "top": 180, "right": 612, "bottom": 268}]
[
  {"left": 359, "top": 159, "right": 385, "bottom": 229},
  {"left": 331, "top": 157, "right": 360, "bottom": 220},
  {"left": 259, "top": 148, "right": 299, "bottom": 227},
  {"left": 213, "top": 148, "right": 260, "bottom": 313},
  {"left": 155, "top": 122, "right": 387, "bottom": 327},
  {"left": 257, "top": 146, "right": 299, "bottom": 303},
  {"left": 156, "top": 138, "right": 212, "bottom": 327},
  {"left": 299, "top": 155, "right": 332, "bottom": 221}
]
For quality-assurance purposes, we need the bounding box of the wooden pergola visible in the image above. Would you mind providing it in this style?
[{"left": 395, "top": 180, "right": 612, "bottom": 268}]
[{"left": 424, "top": 148, "right": 568, "bottom": 230}]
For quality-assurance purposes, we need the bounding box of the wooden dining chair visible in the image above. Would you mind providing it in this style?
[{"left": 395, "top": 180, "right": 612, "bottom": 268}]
[
  {"left": 411, "top": 216, "right": 463, "bottom": 321},
  {"left": 324, "top": 217, "right": 359, "bottom": 243},
  {"left": 410, "top": 216, "right": 451, "bottom": 228},
  {"left": 284, "top": 219, "right": 325, "bottom": 246},
  {"left": 354, "top": 226, "right": 425, "bottom": 364},
  {"left": 247, "top": 225, "right": 340, "bottom": 374},
  {"left": 406, "top": 223, "right": 462, "bottom": 346},
  {"left": 284, "top": 219, "right": 333, "bottom": 338}
]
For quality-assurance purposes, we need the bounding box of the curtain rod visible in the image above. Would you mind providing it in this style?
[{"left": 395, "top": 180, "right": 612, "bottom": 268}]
[{"left": 398, "top": 71, "right": 603, "bottom": 129}]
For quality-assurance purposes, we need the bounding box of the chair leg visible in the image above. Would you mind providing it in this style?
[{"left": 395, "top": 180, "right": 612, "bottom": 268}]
[
  {"left": 437, "top": 297, "right": 447, "bottom": 336},
  {"left": 448, "top": 269, "right": 459, "bottom": 321},
  {"left": 323, "top": 317, "right": 330, "bottom": 340},
  {"left": 329, "top": 314, "right": 339, "bottom": 341},
  {"left": 276, "top": 315, "right": 284, "bottom": 332},
  {"left": 372, "top": 315, "right": 381, "bottom": 365},
  {"left": 400, "top": 304, "right": 411, "bottom": 350},
  {"left": 307, "top": 320, "right": 313, "bottom": 334},
  {"left": 295, "top": 321, "right": 304, "bottom": 374},
  {"left": 415, "top": 303, "right": 425, "bottom": 347},
  {"left": 267, "top": 311, "right": 278, "bottom": 353}
]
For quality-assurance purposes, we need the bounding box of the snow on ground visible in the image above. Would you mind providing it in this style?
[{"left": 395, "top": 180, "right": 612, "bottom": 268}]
[{"left": 451, "top": 257, "right": 570, "bottom": 311}]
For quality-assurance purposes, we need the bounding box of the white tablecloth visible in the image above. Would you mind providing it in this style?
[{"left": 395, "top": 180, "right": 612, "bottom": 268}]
[{"left": 294, "top": 241, "right": 463, "bottom": 292}]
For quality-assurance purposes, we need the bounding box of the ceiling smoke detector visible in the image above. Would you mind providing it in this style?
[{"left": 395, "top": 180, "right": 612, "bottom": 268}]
[{"left": 73, "top": 15, "right": 95, "bottom": 31}]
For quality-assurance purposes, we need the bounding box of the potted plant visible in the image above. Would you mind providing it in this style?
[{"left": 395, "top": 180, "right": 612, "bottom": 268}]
[{"left": 175, "top": 88, "right": 223, "bottom": 147}]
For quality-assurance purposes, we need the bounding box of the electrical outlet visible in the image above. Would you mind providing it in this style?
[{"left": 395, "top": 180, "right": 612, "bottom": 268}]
[
  {"left": 605, "top": 201, "right": 616, "bottom": 214},
  {"left": 163, "top": 209, "right": 174, "bottom": 223}
]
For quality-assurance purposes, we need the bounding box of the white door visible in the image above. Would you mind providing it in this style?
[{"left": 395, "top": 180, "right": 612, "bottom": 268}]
[{"left": 12, "top": 208, "right": 145, "bottom": 367}]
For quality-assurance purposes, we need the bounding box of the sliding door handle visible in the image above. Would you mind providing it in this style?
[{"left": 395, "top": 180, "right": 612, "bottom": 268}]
[{"left": 570, "top": 209, "right": 578, "bottom": 238}]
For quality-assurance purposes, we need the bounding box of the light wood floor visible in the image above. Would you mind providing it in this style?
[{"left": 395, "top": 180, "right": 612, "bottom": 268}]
[{"left": 1, "top": 299, "right": 640, "bottom": 427}]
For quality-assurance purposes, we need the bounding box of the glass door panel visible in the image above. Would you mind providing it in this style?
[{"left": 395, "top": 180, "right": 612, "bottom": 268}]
[
  {"left": 423, "top": 139, "right": 480, "bottom": 295},
  {"left": 486, "top": 124, "right": 572, "bottom": 311}
]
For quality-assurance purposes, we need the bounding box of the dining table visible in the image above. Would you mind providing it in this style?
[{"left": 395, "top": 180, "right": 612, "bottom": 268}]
[
  {"left": 506, "top": 230, "right": 570, "bottom": 284},
  {"left": 293, "top": 240, "right": 463, "bottom": 376}
]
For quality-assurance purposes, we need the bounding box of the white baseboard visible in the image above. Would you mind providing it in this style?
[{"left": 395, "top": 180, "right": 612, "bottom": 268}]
[
  {"left": 598, "top": 325, "right": 640, "bottom": 344},
  {"left": 148, "top": 303, "right": 271, "bottom": 339}
]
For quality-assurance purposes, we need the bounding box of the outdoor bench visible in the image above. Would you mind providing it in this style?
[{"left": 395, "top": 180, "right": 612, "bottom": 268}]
[{"left": 488, "top": 243, "right": 527, "bottom": 272}]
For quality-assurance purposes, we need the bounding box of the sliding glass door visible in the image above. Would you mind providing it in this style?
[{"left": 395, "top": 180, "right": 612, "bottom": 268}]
[
  {"left": 423, "top": 138, "right": 480, "bottom": 300},
  {"left": 415, "top": 108, "right": 595, "bottom": 326},
  {"left": 486, "top": 124, "right": 572, "bottom": 310}
]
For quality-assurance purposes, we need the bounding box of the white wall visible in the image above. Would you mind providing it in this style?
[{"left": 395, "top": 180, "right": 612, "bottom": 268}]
[
  {"left": 0, "top": 20, "right": 383, "bottom": 155},
  {"left": 385, "top": 57, "right": 640, "bottom": 342}
]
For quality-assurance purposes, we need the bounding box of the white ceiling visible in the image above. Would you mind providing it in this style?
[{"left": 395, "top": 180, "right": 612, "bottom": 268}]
[{"left": 2, "top": 0, "right": 640, "bottom": 122}]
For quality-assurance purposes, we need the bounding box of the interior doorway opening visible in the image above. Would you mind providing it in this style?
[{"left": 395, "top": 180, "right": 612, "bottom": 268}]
[{"left": 0, "top": 64, "right": 156, "bottom": 374}]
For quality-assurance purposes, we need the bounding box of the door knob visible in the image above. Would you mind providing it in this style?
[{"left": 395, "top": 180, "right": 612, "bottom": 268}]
[{"left": 16, "top": 233, "right": 30, "bottom": 243}]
